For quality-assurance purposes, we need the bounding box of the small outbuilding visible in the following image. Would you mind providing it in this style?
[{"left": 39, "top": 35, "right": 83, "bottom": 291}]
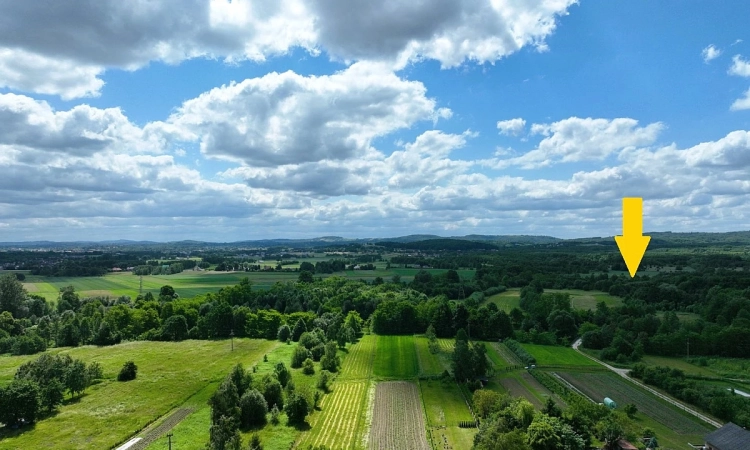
[
  {"left": 704, "top": 422, "right": 750, "bottom": 450},
  {"left": 604, "top": 397, "right": 617, "bottom": 409}
]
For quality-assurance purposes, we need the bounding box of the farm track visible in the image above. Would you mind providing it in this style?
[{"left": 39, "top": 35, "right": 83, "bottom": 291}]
[
  {"left": 127, "top": 407, "right": 195, "bottom": 450},
  {"left": 572, "top": 339, "right": 721, "bottom": 429}
]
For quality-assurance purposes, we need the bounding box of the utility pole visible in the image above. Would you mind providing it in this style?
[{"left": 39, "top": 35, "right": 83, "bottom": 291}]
[
  {"left": 167, "top": 432, "right": 173, "bottom": 450},
  {"left": 687, "top": 336, "right": 690, "bottom": 359},
  {"left": 139, "top": 275, "right": 143, "bottom": 295},
  {"left": 230, "top": 328, "right": 234, "bottom": 352}
]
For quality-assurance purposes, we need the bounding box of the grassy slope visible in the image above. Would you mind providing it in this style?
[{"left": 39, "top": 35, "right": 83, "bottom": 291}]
[
  {"left": 0, "top": 339, "right": 278, "bottom": 450},
  {"left": 145, "top": 341, "right": 327, "bottom": 450}
]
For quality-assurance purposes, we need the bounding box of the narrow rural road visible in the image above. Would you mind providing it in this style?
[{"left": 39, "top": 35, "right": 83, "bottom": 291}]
[{"left": 572, "top": 338, "right": 722, "bottom": 428}]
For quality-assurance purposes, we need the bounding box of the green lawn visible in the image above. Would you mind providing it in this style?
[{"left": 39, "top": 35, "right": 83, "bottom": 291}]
[
  {"left": 545, "top": 289, "right": 622, "bottom": 310},
  {"left": 0, "top": 339, "right": 278, "bottom": 450},
  {"left": 485, "top": 289, "right": 520, "bottom": 312},
  {"left": 420, "top": 379, "right": 476, "bottom": 449},
  {"left": 373, "top": 335, "right": 419, "bottom": 379},
  {"left": 521, "top": 344, "right": 602, "bottom": 367}
]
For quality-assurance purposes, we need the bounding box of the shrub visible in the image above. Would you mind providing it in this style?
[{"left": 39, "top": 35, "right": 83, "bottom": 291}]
[
  {"left": 117, "top": 361, "right": 138, "bottom": 381},
  {"left": 285, "top": 392, "right": 309, "bottom": 425},
  {"left": 317, "top": 370, "right": 331, "bottom": 392},
  {"left": 291, "top": 345, "right": 313, "bottom": 368},
  {"left": 302, "top": 358, "right": 315, "bottom": 375},
  {"left": 277, "top": 324, "right": 291, "bottom": 342},
  {"left": 239, "top": 389, "right": 268, "bottom": 427}
]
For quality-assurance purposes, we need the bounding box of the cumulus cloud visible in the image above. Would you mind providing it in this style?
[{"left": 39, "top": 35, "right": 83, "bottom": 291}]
[
  {"left": 730, "top": 88, "right": 750, "bottom": 111},
  {"left": 0, "top": 0, "right": 577, "bottom": 98},
  {"left": 702, "top": 44, "right": 721, "bottom": 63},
  {"left": 729, "top": 55, "right": 750, "bottom": 77},
  {"left": 309, "top": 0, "right": 577, "bottom": 68},
  {"left": 165, "top": 62, "right": 451, "bottom": 166},
  {"left": 494, "top": 117, "right": 663, "bottom": 168},
  {"left": 497, "top": 118, "right": 526, "bottom": 136}
]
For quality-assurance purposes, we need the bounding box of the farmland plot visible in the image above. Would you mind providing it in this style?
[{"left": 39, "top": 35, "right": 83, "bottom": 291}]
[
  {"left": 297, "top": 381, "right": 370, "bottom": 450},
  {"left": 369, "top": 382, "right": 430, "bottom": 450},
  {"left": 340, "top": 335, "right": 377, "bottom": 380},
  {"left": 373, "top": 336, "right": 418, "bottom": 379},
  {"left": 521, "top": 344, "right": 601, "bottom": 367},
  {"left": 437, "top": 338, "right": 455, "bottom": 353},
  {"left": 420, "top": 380, "right": 476, "bottom": 450},
  {"left": 556, "top": 372, "right": 712, "bottom": 435},
  {"left": 414, "top": 337, "right": 445, "bottom": 376}
]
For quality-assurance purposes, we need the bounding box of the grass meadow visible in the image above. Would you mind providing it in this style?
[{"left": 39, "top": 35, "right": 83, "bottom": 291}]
[{"left": 0, "top": 339, "right": 278, "bottom": 450}]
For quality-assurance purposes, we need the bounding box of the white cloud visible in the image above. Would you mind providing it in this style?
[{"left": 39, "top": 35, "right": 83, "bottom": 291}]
[
  {"left": 730, "top": 88, "right": 750, "bottom": 111},
  {"left": 0, "top": 0, "right": 577, "bottom": 98},
  {"left": 497, "top": 118, "right": 526, "bottom": 136},
  {"left": 309, "top": 0, "right": 578, "bottom": 68},
  {"left": 165, "top": 62, "right": 451, "bottom": 166},
  {"left": 729, "top": 55, "right": 750, "bottom": 77},
  {"left": 702, "top": 44, "right": 721, "bottom": 63},
  {"left": 495, "top": 117, "right": 663, "bottom": 168}
]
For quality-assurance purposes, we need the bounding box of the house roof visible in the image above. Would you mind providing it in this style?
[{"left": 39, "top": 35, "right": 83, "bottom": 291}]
[
  {"left": 617, "top": 439, "right": 638, "bottom": 450},
  {"left": 705, "top": 423, "right": 750, "bottom": 450}
]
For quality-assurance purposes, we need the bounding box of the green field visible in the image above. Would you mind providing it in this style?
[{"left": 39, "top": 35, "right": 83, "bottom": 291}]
[
  {"left": 373, "top": 336, "right": 418, "bottom": 379},
  {"left": 485, "top": 289, "right": 520, "bottom": 312},
  {"left": 0, "top": 339, "right": 278, "bottom": 450},
  {"left": 545, "top": 289, "right": 622, "bottom": 310},
  {"left": 420, "top": 379, "right": 476, "bottom": 449},
  {"left": 485, "top": 288, "right": 622, "bottom": 312},
  {"left": 414, "top": 336, "right": 446, "bottom": 376},
  {"left": 8, "top": 266, "right": 476, "bottom": 302},
  {"left": 521, "top": 344, "right": 603, "bottom": 367}
]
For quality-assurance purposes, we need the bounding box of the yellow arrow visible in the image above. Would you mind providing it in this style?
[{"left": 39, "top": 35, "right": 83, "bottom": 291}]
[{"left": 614, "top": 197, "right": 651, "bottom": 278}]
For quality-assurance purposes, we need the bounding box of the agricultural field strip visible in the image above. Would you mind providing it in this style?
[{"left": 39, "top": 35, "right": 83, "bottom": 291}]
[
  {"left": 572, "top": 339, "right": 722, "bottom": 428},
  {"left": 369, "top": 381, "right": 430, "bottom": 450},
  {"left": 490, "top": 342, "right": 522, "bottom": 366},
  {"left": 296, "top": 336, "right": 377, "bottom": 449},
  {"left": 299, "top": 381, "right": 368, "bottom": 449},
  {"left": 557, "top": 372, "right": 712, "bottom": 435}
]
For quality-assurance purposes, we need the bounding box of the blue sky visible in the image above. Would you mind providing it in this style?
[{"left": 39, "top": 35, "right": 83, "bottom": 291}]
[{"left": 1, "top": 0, "right": 750, "bottom": 241}]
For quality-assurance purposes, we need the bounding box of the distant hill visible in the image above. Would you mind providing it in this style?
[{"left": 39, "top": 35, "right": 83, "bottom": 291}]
[{"left": 0, "top": 231, "right": 748, "bottom": 249}]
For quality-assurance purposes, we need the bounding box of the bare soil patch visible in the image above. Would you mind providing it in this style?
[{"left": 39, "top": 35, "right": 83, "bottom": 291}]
[{"left": 369, "top": 381, "right": 430, "bottom": 450}]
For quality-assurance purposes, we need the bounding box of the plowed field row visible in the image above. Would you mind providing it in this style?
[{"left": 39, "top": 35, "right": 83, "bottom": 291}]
[
  {"left": 369, "top": 381, "right": 430, "bottom": 450},
  {"left": 297, "top": 381, "right": 369, "bottom": 450},
  {"left": 437, "top": 339, "right": 454, "bottom": 353},
  {"left": 340, "top": 335, "right": 377, "bottom": 380},
  {"left": 556, "top": 372, "right": 711, "bottom": 435}
]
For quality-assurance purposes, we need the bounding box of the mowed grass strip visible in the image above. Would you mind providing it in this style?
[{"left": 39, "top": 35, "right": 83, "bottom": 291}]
[
  {"left": 420, "top": 379, "right": 476, "bottom": 449},
  {"left": 297, "top": 380, "right": 369, "bottom": 450},
  {"left": 373, "top": 336, "right": 418, "bottom": 379},
  {"left": 339, "top": 335, "right": 377, "bottom": 380},
  {"left": 521, "top": 344, "right": 601, "bottom": 367},
  {"left": 414, "top": 337, "right": 444, "bottom": 376},
  {"left": 0, "top": 339, "right": 278, "bottom": 450}
]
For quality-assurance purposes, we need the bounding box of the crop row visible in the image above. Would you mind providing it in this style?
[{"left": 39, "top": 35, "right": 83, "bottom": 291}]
[
  {"left": 297, "top": 381, "right": 369, "bottom": 449},
  {"left": 369, "top": 381, "right": 430, "bottom": 450},
  {"left": 556, "top": 372, "right": 711, "bottom": 435},
  {"left": 340, "top": 335, "right": 376, "bottom": 380}
]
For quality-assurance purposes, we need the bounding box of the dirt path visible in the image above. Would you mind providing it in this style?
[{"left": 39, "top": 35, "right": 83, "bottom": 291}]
[
  {"left": 572, "top": 339, "right": 721, "bottom": 428},
  {"left": 125, "top": 407, "right": 195, "bottom": 450}
]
